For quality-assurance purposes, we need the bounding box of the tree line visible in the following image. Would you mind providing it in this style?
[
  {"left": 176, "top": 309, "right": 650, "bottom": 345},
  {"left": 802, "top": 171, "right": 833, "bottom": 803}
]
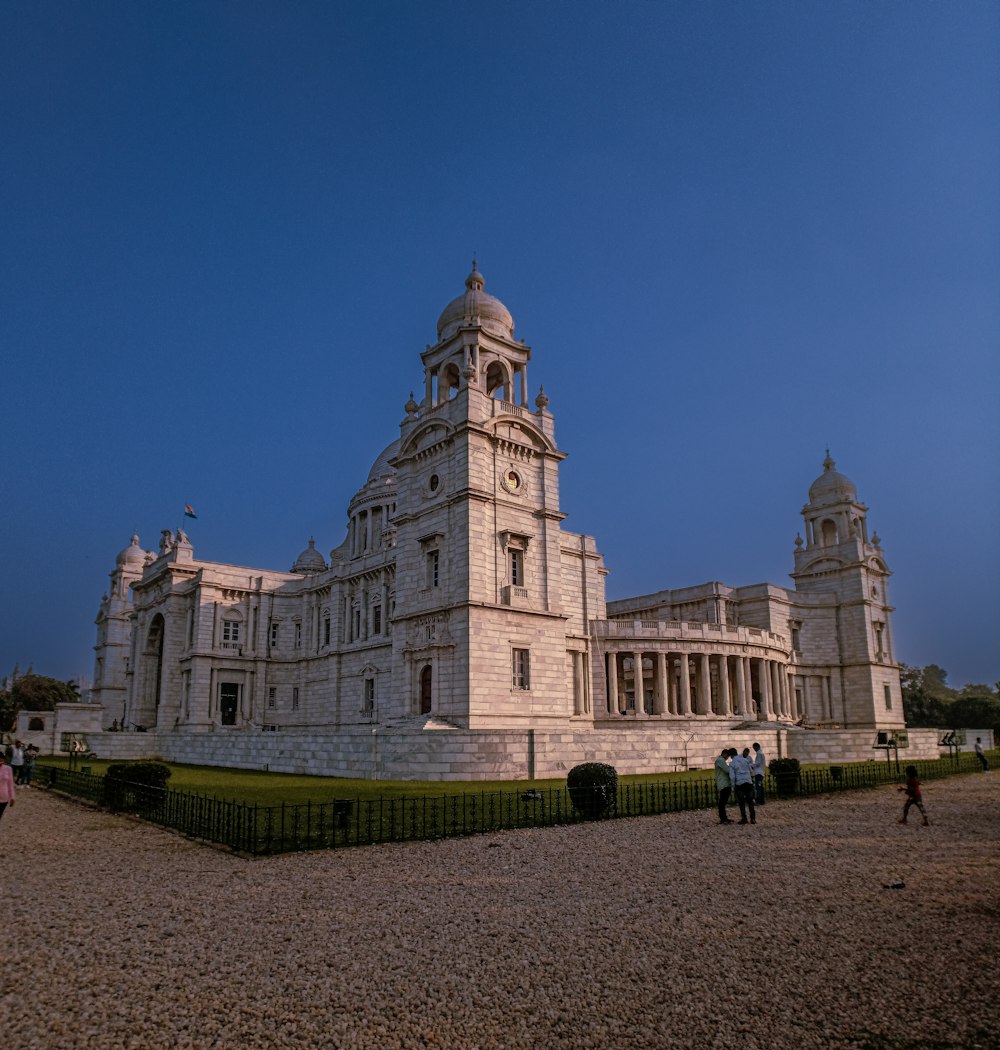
[{"left": 901, "top": 664, "right": 1000, "bottom": 738}]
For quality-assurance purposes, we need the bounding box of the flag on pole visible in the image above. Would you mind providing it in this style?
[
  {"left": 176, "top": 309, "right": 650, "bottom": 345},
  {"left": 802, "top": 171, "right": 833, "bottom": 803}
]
[{"left": 184, "top": 504, "right": 198, "bottom": 519}]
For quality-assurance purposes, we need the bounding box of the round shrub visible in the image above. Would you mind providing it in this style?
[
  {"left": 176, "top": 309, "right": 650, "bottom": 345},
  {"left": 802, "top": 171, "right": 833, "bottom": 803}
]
[
  {"left": 768, "top": 757, "right": 801, "bottom": 797},
  {"left": 104, "top": 761, "right": 171, "bottom": 813},
  {"left": 567, "top": 762, "right": 618, "bottom": 820}
]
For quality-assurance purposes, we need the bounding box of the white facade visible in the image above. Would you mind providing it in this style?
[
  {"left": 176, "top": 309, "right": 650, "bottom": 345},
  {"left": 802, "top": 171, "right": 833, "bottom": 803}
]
[{"left": 89, "top": 268, "right": 905, "bottom": 778}]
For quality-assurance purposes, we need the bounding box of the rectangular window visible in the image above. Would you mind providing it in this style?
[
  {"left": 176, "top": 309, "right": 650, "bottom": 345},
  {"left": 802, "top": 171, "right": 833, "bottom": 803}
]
[
  {"left": 270, "top": 622, "right": 279, "bottom": 648},
  {"left": 510, "top": 549, "right": 523, "bottom": 587},
  {"left": 373, "top": 604, "right": 382, "bottom": 635},
  {"left": 884, "top": 684, "right": 892, "bottom": 710},
  {"left": 222, "top": 621, "right": 241, "bottom": 643},
  {"left": 268, "top": 687, "right": 276, "bottom": 709},
  {"left": 428, "top": 549, "right": 440, "bottom": 588},
  {"left": 324, "top": 616, "right": 331, "bottom": 646},
  {"left": 364, "top": 678, "right": 375, "bottom": 712},
  {"left": 292, "top": 687, "right": 299, "bottom": 711},
  {"left": 791, "top": 627, "right": 801, "bottom": 652},
  {"left": 512, "top": 648, "right": 530, "bottom": 691},
  {"left": 352, "top": 608, "right": 361, "bottom": 640},
  {"left": 219, "top": 683, "right": 239, "bottom": 726},
  {"left": 294, "top": 622, "right": 302, "bottom": 648}
]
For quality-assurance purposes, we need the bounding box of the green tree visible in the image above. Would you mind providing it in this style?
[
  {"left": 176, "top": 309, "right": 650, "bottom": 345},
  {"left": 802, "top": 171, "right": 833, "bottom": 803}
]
[
  {"left": 7, "top": 674, "right": 81, "bottom": 715},
  {"left": 947, "top": 694, "right": 1000, "bottom": 736},
  {"left": 900, "top": 663, "right": 954, "bottom": 728},
  {"left": 0, "top": 691, "right": 15, "bottom": 733}
]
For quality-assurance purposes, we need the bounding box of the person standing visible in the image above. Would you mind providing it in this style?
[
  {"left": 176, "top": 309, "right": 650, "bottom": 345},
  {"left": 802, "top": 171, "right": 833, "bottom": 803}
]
[
  {"left": 715, "top": 748, "right": 734, "bottom": 824},
  {"left": 751, "top": 742, "right": 766, "bottom": 805},
  {"left": 0, "top": 753, "right": 16, "bottom": 824},
  {"left": 731, "top": 747, "right": 757, "bottom": 825},
  {"left": 974, "top": 738, "right": 989, "bottom": 772},
  {"left": 22, "top": 745, "right": 37, "bottom": 787},
  {"left": 9, "top": 740, "right": 25, "bottom": 786},
  {"left": 898, "top": 765, "right": 929, "bottom": 826}
]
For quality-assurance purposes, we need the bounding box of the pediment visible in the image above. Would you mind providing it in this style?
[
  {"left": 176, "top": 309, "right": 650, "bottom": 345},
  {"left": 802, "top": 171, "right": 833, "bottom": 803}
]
[
  {"left": 489, "top": 417, "right": 554, "bottom": 453},
  {"left": 399, "top": 420, "right": 454, "bottom": 459},
  {"left": 802, "top": 557, "right": 845, "bottom": 573}
]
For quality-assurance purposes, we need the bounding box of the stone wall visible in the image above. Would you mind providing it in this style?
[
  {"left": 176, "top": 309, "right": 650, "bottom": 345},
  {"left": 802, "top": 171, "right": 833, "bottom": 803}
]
[{"left": 40, "top": 720, "right": 967, "bottom": 780}]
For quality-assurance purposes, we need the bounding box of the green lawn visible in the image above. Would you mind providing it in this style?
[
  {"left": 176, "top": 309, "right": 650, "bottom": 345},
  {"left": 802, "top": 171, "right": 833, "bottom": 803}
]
[{"left": 40, "top": 755, "right": 731, "bottom": 807}]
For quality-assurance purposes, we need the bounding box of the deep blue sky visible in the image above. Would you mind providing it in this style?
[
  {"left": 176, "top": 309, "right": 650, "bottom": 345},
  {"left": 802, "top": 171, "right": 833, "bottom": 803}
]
[{"left": 2, "top": 1, "right": 997, "bottom": 688}]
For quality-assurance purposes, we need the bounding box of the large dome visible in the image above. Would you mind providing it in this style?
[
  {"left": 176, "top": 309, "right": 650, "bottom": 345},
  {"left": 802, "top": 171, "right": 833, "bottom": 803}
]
[
  {"left": 366, "top": 439, "right": 400, "bottom": 485},
  {"left": 436, "top": 264, "right": 514, "bottom": 342},
  {"left": 808, "top": 452, "right": 858, "bottom": 504}
]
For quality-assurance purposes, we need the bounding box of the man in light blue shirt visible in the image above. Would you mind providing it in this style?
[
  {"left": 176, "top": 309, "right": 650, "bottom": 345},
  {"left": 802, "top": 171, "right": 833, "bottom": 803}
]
[
  {"left": 731, "top": 747, "right": 757, "bottom": 825},
  {"left": 752, "top": 742, "right": 766, "bottom": 804}
]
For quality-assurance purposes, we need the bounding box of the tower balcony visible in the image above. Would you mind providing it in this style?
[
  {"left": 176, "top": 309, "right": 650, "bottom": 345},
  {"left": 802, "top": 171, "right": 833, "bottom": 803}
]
[{"left": 502, "top": 585, "right": 530, "bottom": 607}]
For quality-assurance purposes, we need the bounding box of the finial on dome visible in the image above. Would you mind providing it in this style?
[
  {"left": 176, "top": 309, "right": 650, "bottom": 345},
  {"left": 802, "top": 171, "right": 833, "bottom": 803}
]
[
  {"left": 535, "top": 386, "right": 550, "bottom": 411},
  {"left": 823, "top": 449, "right": 835, "bottom": 472},
  {"left": 404, "top": 391, "right": 418, "bottom": 417},
  {"left": 794, "top": 533, "right": 803, "bottom": 549},
  {"left": 872, "top": 531, "right": 882, "bottom": 548},
  {"left": 465, "top": 259, "right": 485, "bottom": 292}
]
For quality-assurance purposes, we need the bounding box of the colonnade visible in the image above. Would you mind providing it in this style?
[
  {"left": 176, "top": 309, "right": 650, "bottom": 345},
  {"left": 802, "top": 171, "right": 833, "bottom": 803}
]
[{"left": 604, "top": 650, "right": 800, "bottom": 721}]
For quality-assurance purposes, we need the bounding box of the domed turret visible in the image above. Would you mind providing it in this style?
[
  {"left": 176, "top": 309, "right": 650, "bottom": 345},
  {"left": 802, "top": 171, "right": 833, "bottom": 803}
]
[
  {"left": 291, "top": 538, "right": 327, "bottom": 575},
  {"left": 116, "top": 534, "right": 148, "bottom": 568},
  {"left": 436, "top": 263, "right": 514, "bottom": 342},
  {"left": 808, "top": 451, "right": 857, "bottom": 505}
]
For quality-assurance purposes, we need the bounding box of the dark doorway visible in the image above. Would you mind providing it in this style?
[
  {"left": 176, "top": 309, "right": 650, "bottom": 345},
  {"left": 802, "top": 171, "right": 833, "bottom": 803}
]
[
  {"left": 220, "top": 683, "right": 239, "bottom": 726},
  {"left": 419, "top": 665, "right": 432, "bottom": 715}
]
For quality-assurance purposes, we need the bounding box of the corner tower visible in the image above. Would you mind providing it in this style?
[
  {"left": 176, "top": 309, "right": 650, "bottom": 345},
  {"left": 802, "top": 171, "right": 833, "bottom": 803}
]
[
  {"left": 791, "top": 453, "right": 903, "bottom": 727},
  {"left": 91, "top": 534, "right": 152, "bottom": 726},
  {"left": 389, "top": 265, "right": 596, "bottom": 728}
]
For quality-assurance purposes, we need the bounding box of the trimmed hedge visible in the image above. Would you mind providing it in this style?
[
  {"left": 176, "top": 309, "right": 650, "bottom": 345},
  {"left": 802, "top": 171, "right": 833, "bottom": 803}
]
[
  {"left": 567, "top": 762, "right": 618, "bottom": 820},
  {"left": 104, "top": 761, "right": 172, "bottom": 813},
  {"left": 768, "top": 757, "right": 801, "bottom": 797}
]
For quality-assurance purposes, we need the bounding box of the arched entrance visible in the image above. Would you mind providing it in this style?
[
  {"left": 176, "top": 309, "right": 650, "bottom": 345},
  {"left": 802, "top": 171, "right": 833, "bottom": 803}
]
[
  {"left": 419, "top": 665, "right": 432, "bottom": 715},
  {"left": 135, "top": 614, "right": 165, "bottom": 729}
]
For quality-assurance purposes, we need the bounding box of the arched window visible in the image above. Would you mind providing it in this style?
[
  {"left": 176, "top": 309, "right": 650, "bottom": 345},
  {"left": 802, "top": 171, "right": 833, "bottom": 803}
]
[
  {"left": 28, "top": 717, "right": 45, "bottom": 731},
  {"left": 419, "top": 665, "right": 432, "bottom": 714},
  {"left": 439, "top": 362, "right": 461, "bottom": 402},
  {"left": 820, "top": 519, "right": 838, "bottom": 546},
  {"left": 485, "top": 361, "right": 510, "bottom": 400}
]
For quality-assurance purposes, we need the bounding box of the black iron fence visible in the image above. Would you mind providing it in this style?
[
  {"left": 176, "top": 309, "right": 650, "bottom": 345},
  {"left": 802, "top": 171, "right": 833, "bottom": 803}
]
[{"left": 33, "top": 751, "right": 990, "bottom": 856}]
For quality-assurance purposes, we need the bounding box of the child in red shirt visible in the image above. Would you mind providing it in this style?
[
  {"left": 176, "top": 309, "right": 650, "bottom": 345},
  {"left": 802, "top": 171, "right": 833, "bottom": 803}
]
[{"left": 898, "top": 765, "right": 929, "bottom": 826}]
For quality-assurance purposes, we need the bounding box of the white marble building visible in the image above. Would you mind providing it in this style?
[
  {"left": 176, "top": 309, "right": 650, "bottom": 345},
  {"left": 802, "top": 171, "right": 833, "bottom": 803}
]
[{"left": 89, "top": 267, "right": 910, "bottom": 778}]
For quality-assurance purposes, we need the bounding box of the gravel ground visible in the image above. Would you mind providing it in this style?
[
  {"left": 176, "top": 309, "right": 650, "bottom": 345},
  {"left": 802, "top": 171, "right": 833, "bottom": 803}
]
[{"left": 2, "top": 774, "right": 998, "bottom": 1050}]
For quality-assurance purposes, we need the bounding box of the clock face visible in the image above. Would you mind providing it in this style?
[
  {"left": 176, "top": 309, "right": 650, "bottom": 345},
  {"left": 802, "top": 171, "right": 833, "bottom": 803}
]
[{"left": 500, "top": 467, "right": 525, "bottom": 495}]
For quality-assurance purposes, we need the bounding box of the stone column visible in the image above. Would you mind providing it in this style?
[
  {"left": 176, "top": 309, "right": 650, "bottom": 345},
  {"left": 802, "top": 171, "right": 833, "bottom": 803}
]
[
  {"left": 520, "top": 364, "right": 528, "bottom": 405},
  {"left": 770, "top": 661, "right": 781, "bottom": 717},
  {"left": 759, "top": 659, "right": 772, "bottom": 719},
  {"left": 735, "top": 656, "right": 747, "bottom": 715},
  {"left": 655, "top": 652, "right": 668, "bottom": 715},
  {"left": 696, "top": 654, "right": 711, "bottom": 715},
  {"left": 678, "top": 654, "right": 691, "bottom": 716},
  {"left": 607, "top": 653, "right": 619, "bottom": 716},
  {"left": 632, "top": 651, "right": 646, "bottom": 716},
  {"left": 572, "top": 652, "right": 583, "bottom": 715},
  {"left": 718, "top": 655, "right": 731, "bottom": 716},
  {"left": 668, "top": 651, "right": 676, "bottom": 718}
]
